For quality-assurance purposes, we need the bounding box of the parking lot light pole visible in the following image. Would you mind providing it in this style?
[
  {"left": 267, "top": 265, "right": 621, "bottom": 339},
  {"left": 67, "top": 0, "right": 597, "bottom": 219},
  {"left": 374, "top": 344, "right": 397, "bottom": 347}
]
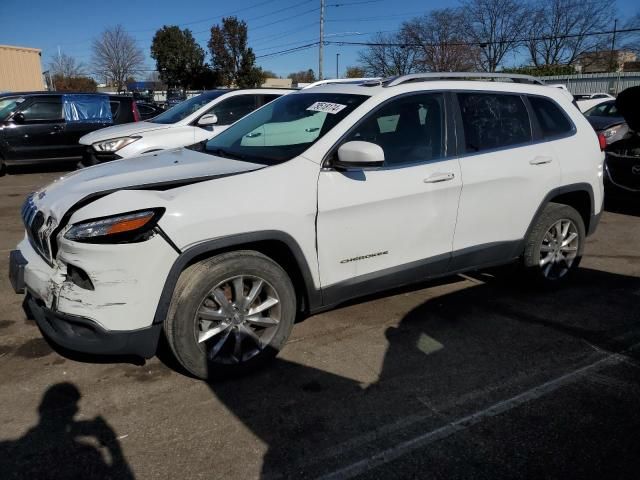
[
  {"left": 319, "top": 0, "right": 325, "bottom": 80},
  {"left": 336, "top": 53, "right": 340, "bottom": 78}
]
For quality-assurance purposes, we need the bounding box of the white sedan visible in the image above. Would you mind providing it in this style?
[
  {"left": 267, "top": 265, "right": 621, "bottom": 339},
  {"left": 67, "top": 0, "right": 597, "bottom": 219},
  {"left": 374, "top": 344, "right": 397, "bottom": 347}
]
[{"left": 79, "top": 88, "right": 293, "bottom": 164}]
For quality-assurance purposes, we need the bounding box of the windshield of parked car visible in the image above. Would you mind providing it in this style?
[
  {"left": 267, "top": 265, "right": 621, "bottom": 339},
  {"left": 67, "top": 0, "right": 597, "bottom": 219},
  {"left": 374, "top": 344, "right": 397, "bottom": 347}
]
[
  {"left": 204, "top": 92, "right": 368, "bottom": 165},
  {"left": 151, "top": 91, "right": 226, "bottom": 124},
  {"left": 0, "top": 97, "right": 26, "bottom": 121},
  {"left": 585, "top": 101, "right": 619, "bottom": 117}
]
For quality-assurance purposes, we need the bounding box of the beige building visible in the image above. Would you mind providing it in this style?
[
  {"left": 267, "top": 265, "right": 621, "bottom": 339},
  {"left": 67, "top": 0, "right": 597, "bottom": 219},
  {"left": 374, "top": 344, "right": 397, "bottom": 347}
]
[
  {"left": 0, "top": 44, "right": 45, "bottom": 92},
  {"left": 261, "top": 77, "right": 293, "bottom": 88},
  {"left": 575, "top": 50, "right": 638, "bottom": 74}
]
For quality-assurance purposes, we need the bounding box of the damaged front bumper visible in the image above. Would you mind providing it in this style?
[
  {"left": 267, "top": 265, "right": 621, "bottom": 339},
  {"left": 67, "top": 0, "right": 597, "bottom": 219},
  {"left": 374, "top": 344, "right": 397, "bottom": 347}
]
[{"left": 10, "top": 231, "right": 178, "bottom": 358}]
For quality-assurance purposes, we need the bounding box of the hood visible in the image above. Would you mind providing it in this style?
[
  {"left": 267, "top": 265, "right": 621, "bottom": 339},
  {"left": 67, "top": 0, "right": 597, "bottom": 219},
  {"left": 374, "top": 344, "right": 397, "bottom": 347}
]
[
  {"left": 616, "top": 86, "right": 640, "bottom": 131},
  {"left": 31, "top": 148, "right": 264, "bottom": 222},
  {"left": 586, "top": 115, "right": 626, "bottom": 132},
  {"left": 79, "top": 121, "right": 173, "bottom": 145}
]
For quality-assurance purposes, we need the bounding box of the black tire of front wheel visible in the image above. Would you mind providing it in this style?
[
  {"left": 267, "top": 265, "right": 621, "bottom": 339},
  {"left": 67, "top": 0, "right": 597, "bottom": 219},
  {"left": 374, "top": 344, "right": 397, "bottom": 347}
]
[
  {"left": 164, "top": 250, "right": 296, "bottom": 380},
  {"left": 522, "top": 202, "right": 585, "bottom": 285}
]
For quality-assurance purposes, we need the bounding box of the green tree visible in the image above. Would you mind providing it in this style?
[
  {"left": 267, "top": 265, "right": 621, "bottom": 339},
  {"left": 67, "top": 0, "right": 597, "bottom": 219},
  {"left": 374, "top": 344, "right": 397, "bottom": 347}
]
[
  {"left": 208, "top": 17, "right": 265, "bottom": 87},
  {"left": 151, "top": 26, "right": 207, "bottom": 89},
  {"left": 345, "top": 66, "right": 366, "bottom": 78},
  {"left": 287, "top": 69, "right": 316, "bottom": 84}
]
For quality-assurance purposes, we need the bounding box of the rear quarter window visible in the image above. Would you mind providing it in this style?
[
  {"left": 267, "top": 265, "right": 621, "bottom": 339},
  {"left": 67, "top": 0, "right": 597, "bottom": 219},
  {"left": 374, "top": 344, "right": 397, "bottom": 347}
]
[{"left": 528, "top": 96, "right": 573, "bottom": 138}]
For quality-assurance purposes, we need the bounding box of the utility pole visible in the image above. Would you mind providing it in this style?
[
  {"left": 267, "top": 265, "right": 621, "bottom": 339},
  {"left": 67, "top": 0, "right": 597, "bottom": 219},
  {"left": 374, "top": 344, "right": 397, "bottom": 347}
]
[
  {"left": 319, "top": 0, "right": 325, "bottom": 80},
  {"left": 610, "top": 18, "right": 618, "bottom": 72},
  {"left": 336, "top": 53, "right": 340, "bottom": 78}
]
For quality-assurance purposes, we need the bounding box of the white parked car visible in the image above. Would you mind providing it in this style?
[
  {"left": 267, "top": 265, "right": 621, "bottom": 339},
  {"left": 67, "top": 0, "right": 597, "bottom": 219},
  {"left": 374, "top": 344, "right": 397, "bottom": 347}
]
[
  {"left": 78, "top": 89, "right": 292, "bottom": 165},
  {"left": 11, "top": 73, "right": 604, "bottom": 379},
  {"left": 575, "top": 93, "right": 615, "bottom": 113}
]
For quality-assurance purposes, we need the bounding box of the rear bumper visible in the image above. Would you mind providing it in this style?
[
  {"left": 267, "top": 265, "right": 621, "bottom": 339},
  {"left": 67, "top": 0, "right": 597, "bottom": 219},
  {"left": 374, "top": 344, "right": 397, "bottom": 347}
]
[{"left": 27, "top": 294, "right": 161, "bottom": 358}]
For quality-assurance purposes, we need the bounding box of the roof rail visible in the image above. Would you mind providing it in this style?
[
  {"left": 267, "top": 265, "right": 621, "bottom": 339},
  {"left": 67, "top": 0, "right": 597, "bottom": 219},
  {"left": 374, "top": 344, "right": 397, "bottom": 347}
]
[
  {"left": 384, "top": 72, "right": 544, "bottom": 87},
  {"left": 300, "top": 78, "right": 381, "bottom": 89}
]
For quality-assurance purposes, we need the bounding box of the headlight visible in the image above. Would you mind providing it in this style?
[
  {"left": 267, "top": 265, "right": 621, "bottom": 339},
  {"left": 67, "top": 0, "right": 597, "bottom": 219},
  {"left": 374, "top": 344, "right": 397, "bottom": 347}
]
[
  {"left": 92, "top": 136, "right": 140, "bottom": 152},
  {"left": 64, "top": 209, "right": 164, "bottom": 243},
  {"left": 602, "top": 124, "right": 629, "bottom": 145}
]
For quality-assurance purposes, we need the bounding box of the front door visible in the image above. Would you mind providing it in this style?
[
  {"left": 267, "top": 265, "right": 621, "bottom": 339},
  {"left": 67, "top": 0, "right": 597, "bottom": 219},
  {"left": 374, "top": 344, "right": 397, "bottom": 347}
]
[
  {"left": 316, "top": 93, "right": 462, "bottom": 301},
  {"left": 5, "top": 96, "right": 67, "bottom": 161}
]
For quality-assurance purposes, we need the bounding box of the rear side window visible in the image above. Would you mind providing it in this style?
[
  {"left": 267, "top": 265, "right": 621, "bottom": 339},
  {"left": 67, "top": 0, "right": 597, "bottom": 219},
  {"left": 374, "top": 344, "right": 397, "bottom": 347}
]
[
  {"left": 528, "top": 96, "right": 572, "bottom": 138},
  {"left": 458, "top": 93, "right": 531, "bottom": 153},
  {"left": 209, "top": 95, "right": 258, "bottom": 125}
]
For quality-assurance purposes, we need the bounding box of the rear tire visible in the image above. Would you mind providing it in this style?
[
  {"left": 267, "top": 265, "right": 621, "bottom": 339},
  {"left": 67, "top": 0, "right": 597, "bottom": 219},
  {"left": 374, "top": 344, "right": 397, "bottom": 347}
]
[
  {"left": 164, "top": 251, "right": 296, "bottom": 379},
  {"left": 0, "top": 158, "right": 6, "bottom": 177},
  {"left": 522, "top": 202, "right": 585, "bottom": 285}
]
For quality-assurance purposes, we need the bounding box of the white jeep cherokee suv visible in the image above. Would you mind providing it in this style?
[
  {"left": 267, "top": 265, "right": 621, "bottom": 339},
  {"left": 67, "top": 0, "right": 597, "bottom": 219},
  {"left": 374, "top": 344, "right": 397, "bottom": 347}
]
[
  {"left": 79, "top": 88, "right": 292, "bottom": 165},
  {"left": 10, "top": 73, "right": 604, "bottom": 379}
]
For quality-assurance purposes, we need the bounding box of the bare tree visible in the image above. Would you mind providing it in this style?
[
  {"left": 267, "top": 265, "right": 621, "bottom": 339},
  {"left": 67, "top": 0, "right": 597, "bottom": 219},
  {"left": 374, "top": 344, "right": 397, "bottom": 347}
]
[
  {"left": 91, "top": 25, "right": 144, "bottom": 91},
  {"left": 525, "top": 0, "right": 614, "bottom": 67},
  {"left": 461, "top": 0, "right": 529, "bottom": 72},
  {"left": 357, "top": 32, "right": 418, "bottom": 77},
  {"left": 402, "top": 9, "right": 480, "bottom": 72},
  {"left": 49, "top": 52, "right": 85, "bottom": 78}
]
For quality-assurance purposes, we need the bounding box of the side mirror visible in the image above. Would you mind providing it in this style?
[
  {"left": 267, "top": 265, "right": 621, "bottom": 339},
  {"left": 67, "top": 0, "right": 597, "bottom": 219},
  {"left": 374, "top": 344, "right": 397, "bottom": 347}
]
[
  {"left": 198, "top": 113, "right": 218, "bottom": 127},
  {"left": 335, "top": 141, "right": 384, "bottom": 169},
  {"left": 12, "top": 112, "right": 25, "bottom": 124}
]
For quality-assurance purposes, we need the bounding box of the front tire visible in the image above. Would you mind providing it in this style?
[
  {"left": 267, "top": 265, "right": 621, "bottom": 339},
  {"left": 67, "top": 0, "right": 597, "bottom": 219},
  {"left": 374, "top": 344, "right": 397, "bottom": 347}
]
[
  {"left": 164, "top": 251, "right": 296, "bottom": 379},
  {"left": 522, "top": 202, "right": 585, "bottom": 284}
]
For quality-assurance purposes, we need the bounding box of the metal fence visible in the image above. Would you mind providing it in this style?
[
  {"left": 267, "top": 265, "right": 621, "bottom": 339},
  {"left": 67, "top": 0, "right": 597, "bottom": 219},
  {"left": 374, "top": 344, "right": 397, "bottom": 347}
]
[{"left": 540, "top": 72, "right": 640, "bottom": 95}]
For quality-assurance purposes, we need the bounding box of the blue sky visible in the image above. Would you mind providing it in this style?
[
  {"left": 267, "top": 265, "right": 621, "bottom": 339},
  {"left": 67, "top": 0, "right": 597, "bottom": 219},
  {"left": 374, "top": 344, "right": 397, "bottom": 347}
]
[{"left": 1, "top": 0, "right": 638, "bottom": 80}]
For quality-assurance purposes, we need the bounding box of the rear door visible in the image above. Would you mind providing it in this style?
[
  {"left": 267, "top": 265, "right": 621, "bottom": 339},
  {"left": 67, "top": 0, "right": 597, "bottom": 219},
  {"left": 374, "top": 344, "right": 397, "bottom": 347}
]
[
  {"left": 450, "top": 92, "right": 562, "bottom": 268},
  {"left": 62, "top": 95, "right": 112, "bottom": 159},
  {"left": 4, "top": 96, "right": 67, "bottom": 161}
]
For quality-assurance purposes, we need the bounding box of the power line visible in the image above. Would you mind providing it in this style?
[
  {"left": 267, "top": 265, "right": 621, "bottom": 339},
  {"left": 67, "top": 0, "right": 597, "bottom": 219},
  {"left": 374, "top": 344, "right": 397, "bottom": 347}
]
[
  {"left": 324, "top": 27, "right": 640, "bottom": 48},
  {"left": 256, "top": 41, "right": 320, "bottom": 59}
]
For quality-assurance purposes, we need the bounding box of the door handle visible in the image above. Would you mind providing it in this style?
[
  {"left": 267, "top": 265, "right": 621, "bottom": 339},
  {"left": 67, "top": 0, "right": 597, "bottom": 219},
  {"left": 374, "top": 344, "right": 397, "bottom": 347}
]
[
  {"left": 244, "top": 132, "right": 262, "bottom": 138},
  {"left": 529, "top": 156, "right": 553, "bottom": 165},
  {"left": 424, "top": 172, "right": 455, "bottom": 183},
  {"left": 51, "top": 125, "right": 63, "bottom": 132}
]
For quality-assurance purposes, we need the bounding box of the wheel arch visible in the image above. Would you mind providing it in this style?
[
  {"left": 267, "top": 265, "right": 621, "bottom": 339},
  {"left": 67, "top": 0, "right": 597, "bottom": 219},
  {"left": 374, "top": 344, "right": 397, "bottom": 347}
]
[
  {"left": 524, "top": 183, "right": 595, "bottom": 248},
  {"left": 152, "top": 231, "right": 322, "bottom": 326}
]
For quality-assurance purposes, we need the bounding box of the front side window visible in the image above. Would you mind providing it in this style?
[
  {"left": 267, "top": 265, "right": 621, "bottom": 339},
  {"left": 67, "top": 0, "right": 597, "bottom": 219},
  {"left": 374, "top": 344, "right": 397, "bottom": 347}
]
[
  {"left": 529, "top": 96, "right": 573, "bottom": 138},
  {"left": 19, "top": 100, "right": 63, "bottom": 122},
  {"left": 458, "top": 93, "right": 531, "bottom": 153},
  {"left": 151, "top": 91, "right": 226, "bottom": 124},
  {"left": 342, "top": 93, "right": 445, "bottom": 166},
  {"left": 205, "top": 92, "right": 368, "bottom": 165},
  {"left": 207, "top": 95, "right": 258, "bottom": 125}
]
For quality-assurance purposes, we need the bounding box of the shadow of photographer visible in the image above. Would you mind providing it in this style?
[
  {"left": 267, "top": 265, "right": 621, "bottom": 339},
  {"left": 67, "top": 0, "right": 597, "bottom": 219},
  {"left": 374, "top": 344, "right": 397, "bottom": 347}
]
[{"left": 0, "top": 383, "right": 134, "bottom": 480}]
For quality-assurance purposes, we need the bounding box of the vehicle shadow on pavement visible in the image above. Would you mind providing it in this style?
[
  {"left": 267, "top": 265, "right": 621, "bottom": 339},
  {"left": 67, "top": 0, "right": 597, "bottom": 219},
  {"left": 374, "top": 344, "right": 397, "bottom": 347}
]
[
  {"left": 205, "top": 267, "right": 640, "bottom": 479},
  {"left": 0, "top": 383, "right": 134, "bottom": 480},
  {"left": 4, "top": 163, "right": 75, "bottom": 176},
  {"left": 604, "top": 190, "right": 640, "bottom": 217}
]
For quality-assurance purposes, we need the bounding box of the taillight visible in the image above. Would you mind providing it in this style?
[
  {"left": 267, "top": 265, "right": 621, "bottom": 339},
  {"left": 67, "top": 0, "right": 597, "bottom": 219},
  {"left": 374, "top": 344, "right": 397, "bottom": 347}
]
[
  {"left": 597, "top": 133, "right": 607, "bottom": 151},
  {"left": 132, "top": 102, "right": 141, "bottom": 122}
]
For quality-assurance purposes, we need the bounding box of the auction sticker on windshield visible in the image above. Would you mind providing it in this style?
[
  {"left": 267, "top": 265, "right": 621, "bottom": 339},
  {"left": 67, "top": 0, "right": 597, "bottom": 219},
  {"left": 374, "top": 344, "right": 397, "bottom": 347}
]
[{"left": 306, "top": 102, "right": 347, "bottom": 114}]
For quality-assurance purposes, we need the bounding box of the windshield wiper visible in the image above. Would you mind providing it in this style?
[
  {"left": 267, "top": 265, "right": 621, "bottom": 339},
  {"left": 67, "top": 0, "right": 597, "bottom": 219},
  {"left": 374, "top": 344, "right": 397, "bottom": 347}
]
[{"left": 206, "top": 148, "right": 246, "bottom": 161}]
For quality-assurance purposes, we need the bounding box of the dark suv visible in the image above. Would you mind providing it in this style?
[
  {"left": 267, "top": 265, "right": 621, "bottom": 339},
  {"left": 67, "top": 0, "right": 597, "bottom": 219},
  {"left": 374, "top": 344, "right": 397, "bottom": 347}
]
[{"left": 0, "top": 92, "right": 140, "bottom": 174}]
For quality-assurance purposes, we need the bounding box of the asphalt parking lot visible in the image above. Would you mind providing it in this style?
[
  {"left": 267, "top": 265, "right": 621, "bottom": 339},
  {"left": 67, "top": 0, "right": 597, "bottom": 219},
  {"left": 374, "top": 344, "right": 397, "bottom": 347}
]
[{"left": 1, "top": 169, "right": 639, "bottom": 480}]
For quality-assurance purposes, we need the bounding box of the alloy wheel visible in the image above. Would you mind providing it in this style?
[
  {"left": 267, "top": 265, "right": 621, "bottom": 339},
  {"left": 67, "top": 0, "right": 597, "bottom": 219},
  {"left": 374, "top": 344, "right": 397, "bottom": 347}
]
[
  {"left": 539, "top": 219, "right": 580, "bottom": 280},
  {"left": 194, "top": 275, "right": 281, "bottom": 364}
]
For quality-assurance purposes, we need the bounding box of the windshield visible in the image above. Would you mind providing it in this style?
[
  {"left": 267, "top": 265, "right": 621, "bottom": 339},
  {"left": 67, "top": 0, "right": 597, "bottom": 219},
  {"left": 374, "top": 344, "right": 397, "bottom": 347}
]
[
  {"left": 585, "top": 101, "right": 619, "bottom": 118},
  {"left": 151, "top": 91, "right": 226, "bottom": 124},
  {"left": 0, "top": 97, "right": 26, "bottom": 121},
  {"left": 204, "top": 92, "right": 368, "bottom": 165}
]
